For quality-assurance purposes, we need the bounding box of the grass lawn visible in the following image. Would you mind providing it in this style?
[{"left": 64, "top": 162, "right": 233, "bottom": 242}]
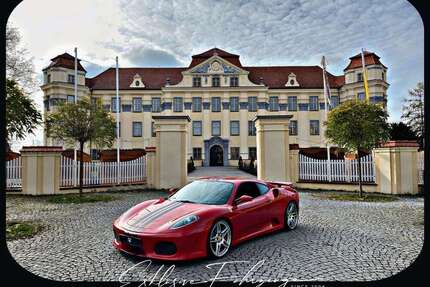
[
  {"left": 311, "top": 192, "right": 398, "bottom": 202},
  {"left": 6, "top": 221, "right": 44, "bottom": 241},
  {"left": 46, "top": 193, "right": 118, "bottom": 204}
]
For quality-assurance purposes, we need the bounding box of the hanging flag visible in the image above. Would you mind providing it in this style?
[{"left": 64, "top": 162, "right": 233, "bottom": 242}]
[{"left": 361, "top": 48, "right": 370, "bottom": 103}]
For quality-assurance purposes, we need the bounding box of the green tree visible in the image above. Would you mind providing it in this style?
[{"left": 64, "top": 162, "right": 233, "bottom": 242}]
[
  {"left": 6, "top": 79, "right": 42, "bottom": 146},
  {"left": 389, "top": 122, "right": 417, "bottom": 141},
  {"left": 46, "top": 96, "right": 116, "bottom": 195},
  {"left": 401, "top": 82, "right": 424, "bottom": 149},
  {"left": 325, "top": 100, "right": 390, "bottom": 197}
]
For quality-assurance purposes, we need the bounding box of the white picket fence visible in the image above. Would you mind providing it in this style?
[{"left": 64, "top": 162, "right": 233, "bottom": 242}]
[
  {"left": 418, "top": 151, "right": 424, "bottom": 185},
  {"left": 299, "top": 154, "right": 375, "bottom": 183},
  {"left": 61, "top": 156, "right": 146, "bottom": 187},
  {"left": 6, "top": 157, "right": 22, "bottom": 189}
]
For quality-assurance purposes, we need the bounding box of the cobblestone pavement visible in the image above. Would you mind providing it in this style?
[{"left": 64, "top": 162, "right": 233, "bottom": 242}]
[
  {"left": 6, "top": 190, "right": 423, "bottom": 283},
  {"left": 188, "top": 166, "right": 256, "bottom": 181}
]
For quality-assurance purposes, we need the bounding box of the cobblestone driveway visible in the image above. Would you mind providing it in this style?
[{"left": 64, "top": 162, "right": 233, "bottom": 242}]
[{"left": 6, "top": 190, "right": 423, "bottom": 283}]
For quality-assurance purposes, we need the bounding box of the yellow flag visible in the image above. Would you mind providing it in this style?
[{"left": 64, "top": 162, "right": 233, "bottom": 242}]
[{"left": 361, "top": 49, "right": 370, "bottom": 103}]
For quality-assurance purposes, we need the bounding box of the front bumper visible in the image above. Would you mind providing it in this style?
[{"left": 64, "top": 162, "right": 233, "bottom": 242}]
[{"left": 112, "top": 223, "right": 208, "bottom": 261}]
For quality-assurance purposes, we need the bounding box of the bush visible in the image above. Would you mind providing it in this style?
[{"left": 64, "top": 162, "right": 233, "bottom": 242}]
[
  {"left": 46, "top": 194, "right": 117, "bottom": 204},
  {"left": 6, "top": 221, "right": 44, "bottom": 241}
]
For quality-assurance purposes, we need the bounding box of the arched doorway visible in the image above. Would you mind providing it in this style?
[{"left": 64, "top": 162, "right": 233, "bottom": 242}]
[{"left": 210, "top": 145, "right": 224, "bottom": 166}]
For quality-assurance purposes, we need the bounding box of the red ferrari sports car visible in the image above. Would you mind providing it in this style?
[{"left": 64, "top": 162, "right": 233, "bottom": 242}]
[{"left": 113, "top": 178, "right": 299, "bottom": 261}]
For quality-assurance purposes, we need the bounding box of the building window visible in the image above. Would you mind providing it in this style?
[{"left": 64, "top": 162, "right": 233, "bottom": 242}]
[
  {"left": 67, "top": 74, "right": 75, "bottom": 84},
  {"left": 230, "top": 121, "right": 240, "bottom": 136},
  {"left": 211, "top": 97, "right": 221, "bottom": 112},
  {"left": 91, "top": 149, "right": 99, "bottom": 160},
  {"left": 193, "top": 77, "right": 202, "bottom": 87},
  {"left": 47, "top": 74, "right": 51, "bottom": 83},
  {"left": 357, "top": 72, "right": 363, "bottom": 82},
  {"left": 192, "top": 97, "right": 202, "bottom": 112},
  {"left": 103, "top": 104, "right": 110, "bottom": 111},
  {"left": 309, "top": 96, "right": 319, "bottom": 111},
  {"left": 151, "top": 122, "right": 156, "bottom": 137},
  {"left": 330, "top": 96, "right": 339, "bottom": 108},
  {"left": 212, "top": 121, "right": 221, "bottom": 136},
  {"left": 111, "top": 97, "right": 121, "bottom": 112},
  {"left": 122, "top": 104, "right": 132, "bottom": 112},
  {"left": 173, "top": 97, "right": 183, "bottom": 112},
  {"left": 248, "top": 121, "right": 256, "bottom": 136},
  {"left": 269, "top": 96, "right": 279, "bottom": 111},
  {"left": 289, "top": 120, "right": 298, "bottom": 136},
  {"left": 248, "top": 147, "right": 257, "bottom": 160},
  {"left": 152, "top": 97, "right": 161, "bottom": 112},
  {"left": 230, "top": 147, "right": 240, "bottom": 160},
  {"left": 212, "top": 76, "right": 220, "bottom": 87},
  {"left": 382, "top": 71, "right": 386, "bottom": 81},
  {"left": 132, "top": 122, "right": 142, "bottom": 137},
  {"left": 248, "top": 96, "right": 257, "bottom": 112},
  {"left": 67, "top": 95, "right": 75, "bottom": 103},
  {"left": 357, "top": 92, "right": 365, "bottom": 101},
  {"left": 230, "top": 97, "right": 239, "bottom": 112},
  {"left": 310, "top": 120, "right": 320, "bottom": 135},
  {"left": 132, "top": 97, "right": 142, "bottom": 112},
  {"left": 192, "top": 121, "right": 202, "bottom": 136},
  {"left": 288, "top": 96, "right": 297, "bottom": 111},
  {"left": 193, "top": 148, "right": 202, "bottom": 160},
  {"left": 230, "top": 76, "right": 239, "bottom": 87}
]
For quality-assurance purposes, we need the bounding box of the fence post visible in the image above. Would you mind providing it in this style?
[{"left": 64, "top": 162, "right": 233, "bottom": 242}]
[
  {"left": 373, "top": 140, "right": 420, "bottom": 194},
  {"left": 288, "top": 145, "right": 299, "bottom": 184},
  {"left": 145, "top": 147, "right": 156, "bottom": 188},
  {"left": 20, "top": 146, "right": 63, "bottom": 195}
]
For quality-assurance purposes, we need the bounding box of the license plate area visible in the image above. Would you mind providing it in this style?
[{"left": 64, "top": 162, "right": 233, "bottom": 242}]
[{"left": 119, "top": 234, "right": 142, "bottom": 250}]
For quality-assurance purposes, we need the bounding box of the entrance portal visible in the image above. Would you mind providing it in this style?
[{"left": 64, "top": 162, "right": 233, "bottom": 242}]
[{"left": 210, "top": 145, "right": 224, "bottom": 166}]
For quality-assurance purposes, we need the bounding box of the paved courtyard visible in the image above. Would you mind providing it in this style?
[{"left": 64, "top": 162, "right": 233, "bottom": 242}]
[{"left": 6, "top": 189, "right": 423, "bottom": 283}]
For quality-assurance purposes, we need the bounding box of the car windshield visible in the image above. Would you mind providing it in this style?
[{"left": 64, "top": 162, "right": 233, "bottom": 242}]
[{"left": 170, "top": 180, "right": 234, "bottom": 205}]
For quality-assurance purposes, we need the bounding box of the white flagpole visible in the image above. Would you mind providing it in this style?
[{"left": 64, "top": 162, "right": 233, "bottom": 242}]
[
  {"left": 115, "top": 56, "right": 120, "bottom": 184},
  {"left": 73, "top": 47, "right": 78, "bottom": 186},
  {"left": 321, "top": 56, "right": 331, "bottom": 182}
]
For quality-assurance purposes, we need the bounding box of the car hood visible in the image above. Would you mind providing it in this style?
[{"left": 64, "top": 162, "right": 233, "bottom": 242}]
[{"left": 121, "top": 200, "right": 206, "bottom": 233}]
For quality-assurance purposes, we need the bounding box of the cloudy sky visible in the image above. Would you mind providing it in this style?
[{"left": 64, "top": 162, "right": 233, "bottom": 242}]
[{"left": 8, "top": 0, "right": 423, "bottom": 150}]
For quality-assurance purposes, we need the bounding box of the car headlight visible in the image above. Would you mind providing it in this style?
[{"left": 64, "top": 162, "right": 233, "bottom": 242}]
[{"left": 170, "top": 214, "right": 199, "bottom": 229}]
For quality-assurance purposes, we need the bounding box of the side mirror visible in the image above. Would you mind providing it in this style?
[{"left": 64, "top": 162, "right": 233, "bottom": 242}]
[
  {"left": 271, "top": 188, "right": 280, "bottom": 198},
  {"left": 234, "top": 195, "right": 253, "bottom": 205},
  {"left": 168, "top": 188, "right": 178, "bottom": 196}
]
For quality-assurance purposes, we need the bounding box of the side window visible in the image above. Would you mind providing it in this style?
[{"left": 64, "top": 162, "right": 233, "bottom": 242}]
[
  {"left": 235, "top": 182, "right": 260, "bottom": 199},
  {"left": 256, "top": 183, "right": 269, "bottom": 195}
]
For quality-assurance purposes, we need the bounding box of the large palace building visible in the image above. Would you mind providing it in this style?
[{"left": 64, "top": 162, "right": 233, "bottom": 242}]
[{"left": 41, "top": 48, "right": 388, "bottom": 166}]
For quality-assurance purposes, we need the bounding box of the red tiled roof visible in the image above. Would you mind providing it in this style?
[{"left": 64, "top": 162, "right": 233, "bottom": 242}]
[
  {"left": 244, "top": 66, "right": 344, "bottom": 88},
  {"left": 87, "top": 65, "right": 343, "bottom": 90},
  {"left": 88, "top": 67, "right": 187, "bottom": 90},
  {"left": 344, "top": 51, "right": 386, "bottom": 71},
  {"left": 44, "top": 52, "right": 87, "bottom": 72},
  {"left": 189, "top": 48, "right": 242, "bottom": 68}
]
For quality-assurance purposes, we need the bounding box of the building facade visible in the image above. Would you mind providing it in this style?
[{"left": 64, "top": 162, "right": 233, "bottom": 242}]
[{"left": 41, "top": 48, "right": 389, "bottom": 166}]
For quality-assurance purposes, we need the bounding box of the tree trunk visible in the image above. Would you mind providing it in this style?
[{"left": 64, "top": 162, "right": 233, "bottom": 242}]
[
  {"left": 79, "top": 142, "right": 84, "bottom": 197},
  {"left": 357, "top": 149, "right": 363, "bottom": 197}
]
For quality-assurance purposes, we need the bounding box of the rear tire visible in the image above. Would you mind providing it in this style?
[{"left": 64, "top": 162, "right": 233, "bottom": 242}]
[
  {"left": 207, "top": 220, "right": 232, "bottom": 258},
  {"left": 284, "top": 201, "right": 299, "bottom": 230}
]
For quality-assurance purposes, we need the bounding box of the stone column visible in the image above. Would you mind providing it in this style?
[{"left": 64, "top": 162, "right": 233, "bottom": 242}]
[
  {"left": 145, "top": 146, "right": 156, "bottom": 188},
  {"left": 152, "top": 115, "right": 191, "bottom": 189},
  {"left": 254, "top": 115, "right": 292, "bottom": 181},
  {"left": 20, "top": 146, "right": 63, "bottom": 195},
  {"left": 373, "top": 140, "right": 420, "bottom": 194}
]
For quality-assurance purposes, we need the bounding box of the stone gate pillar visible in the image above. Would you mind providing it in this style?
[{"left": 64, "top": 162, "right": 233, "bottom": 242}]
[
  {"left": 152, "top": 115, "right": 191, "bottom": 189},
  {"left": 373, "top": 140, "right": 420, "bottom": 194},
  {"left": 254, "top": 115, "right": 293, "bottom": 182},
  {"left": 20, "top": 146, "right": 63, "bottom": 195}
]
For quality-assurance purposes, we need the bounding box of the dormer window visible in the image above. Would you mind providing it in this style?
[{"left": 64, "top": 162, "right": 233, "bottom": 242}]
[
  {"left": 47, "top": 74, "right": 51, "bottom": 83},
  {"left": 382, "top": 71, "right": 386, "bottom": 81},
  {"left": 130, "top": 74, "right": 144, "bottom": 88},
  {"left": 357, "top": 72, "right": 363, "bottom": 82},
  {"left": 285, "top": 73, "right": 299, "bottom": 87},
  {"left": 193, "top": 76, "right": 202, "bottom": 87},
  {"left": 230, "top": 76, "right": 239, "bottom": 87},
  {"left": 212, "top": 76, "right": 220, "bottom": 87}
]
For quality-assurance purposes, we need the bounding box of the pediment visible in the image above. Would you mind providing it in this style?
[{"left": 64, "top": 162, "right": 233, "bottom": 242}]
[{"left": 186, "top": 55, "right": 246, "bottom": 75}]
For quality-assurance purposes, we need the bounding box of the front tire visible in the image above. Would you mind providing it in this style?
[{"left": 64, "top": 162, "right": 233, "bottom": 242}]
[
  {"left": 285, "top": 201, "right": 299, "bottom": 230},
  {"left": 207, "top": 220, "right": 232, "bottom": 258}
]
